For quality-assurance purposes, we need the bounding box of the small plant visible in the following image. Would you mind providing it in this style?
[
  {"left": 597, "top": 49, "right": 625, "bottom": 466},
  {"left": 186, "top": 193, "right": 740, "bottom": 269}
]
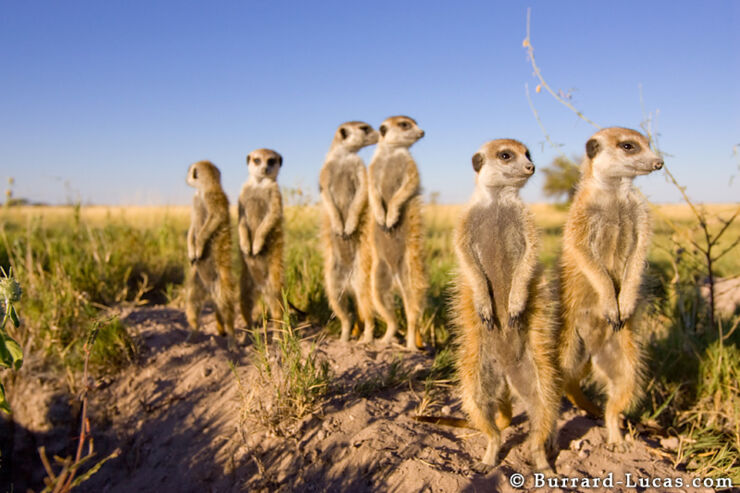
[
  {"left": 38, "top": 322, "right": 120, "bottom": 493},
  {"left": 0, "top": 267, "right": 23, "bottom": 413},
  {"left": 246, "top": 309, "right": 331, "bottom": 434}
]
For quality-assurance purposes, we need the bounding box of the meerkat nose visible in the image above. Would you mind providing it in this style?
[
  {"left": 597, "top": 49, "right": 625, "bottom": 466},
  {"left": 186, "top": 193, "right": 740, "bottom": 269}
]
[
  {"left": 419, "top": 130, "right": 425, "bottom": 138},
  {"left": 653, "top": 159, "right": 664, "bottom": 170},
  {"left": 525, "top": 163, "right": 535, "bottom": 174}
]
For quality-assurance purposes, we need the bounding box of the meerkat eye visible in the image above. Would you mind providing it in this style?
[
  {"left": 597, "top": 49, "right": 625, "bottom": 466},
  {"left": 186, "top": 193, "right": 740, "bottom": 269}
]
[
  {"left": 399, "top": 121, "right": 410, "bottom": 129},
  {"left": 497, "top": 151, "right": 513, "bottom": 161},
  {"left": 360, "top": 125, "right": 370, "bottom": 134},
  {"left": 267, "top": 157, "right": 276, "bottom": 167},
  {"left": 525, "top": 150, "right": 532, "bottom": 162},
  {"left": 619, "top": 141, "right": 640, "bottom": 153},
  {"left": 254, "top": 158, "right": 262, "bottom": 165}
]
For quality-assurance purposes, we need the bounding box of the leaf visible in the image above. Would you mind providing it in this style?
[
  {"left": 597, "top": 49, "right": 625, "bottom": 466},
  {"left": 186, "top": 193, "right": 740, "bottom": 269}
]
[
  {"left": 0, "top": 383, "right": 9, "bottom": 414},
  {"left": 10, "top": 304, "right": 19, "bottom": 328},
  {"left": 0, "top": 334, "right": 23, "bottom": 370}
]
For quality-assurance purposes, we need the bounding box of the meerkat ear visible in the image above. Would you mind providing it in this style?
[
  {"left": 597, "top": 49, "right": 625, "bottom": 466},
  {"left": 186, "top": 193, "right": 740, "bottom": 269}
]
[
  {"left": 192, "top": 167, "right": 198, "bottom": 179},
  {"left": 339, "top": 127, "right": 348, "bottom": 140},
  {"left": 246, "top": 154, "right": 251, "bottom": 164},
  {"left": 586, "top": 139, "right": 600, "bottom": 159},
  {"left": 472, "top": 152, "right": 484, "bottom": 172},
  {"left": 379, "top": 125, "right": 387, "bottom": 137},
  {"left": 276, "top": 153, "right": 283, "bottom": 167}
]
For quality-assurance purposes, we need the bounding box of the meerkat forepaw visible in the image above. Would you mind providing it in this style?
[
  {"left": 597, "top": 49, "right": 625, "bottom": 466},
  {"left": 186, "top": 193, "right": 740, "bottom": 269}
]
[
  {"left": 507, "top": 311, "right": 524, "bottom": 331},
  {"left": 251, "top": 241, "right": 263, "bottom": 256},
  {"left": 385, "top": 212, "right": 399, "bottom": 230},
  {"left": 343, "top": 222, "right": 357, "bottom": 237},
  {"left": 478, "top": 311, "right": 495, "bottom": 330}
]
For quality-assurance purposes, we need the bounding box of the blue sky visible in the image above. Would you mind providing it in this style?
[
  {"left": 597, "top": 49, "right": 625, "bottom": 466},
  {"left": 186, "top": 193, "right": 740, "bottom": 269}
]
[{"left": 1, "top": 1, "right": 738, "bottom": 205}]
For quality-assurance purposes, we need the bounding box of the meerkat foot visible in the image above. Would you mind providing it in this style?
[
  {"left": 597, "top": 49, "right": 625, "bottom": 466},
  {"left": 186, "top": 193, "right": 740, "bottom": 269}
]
[
  {"left": 379, "top": 333, "right": 396, "bottom": 346},
  {"left": 226, "top": 335, "right": 239, "bottom": 353},
  {"left": 472, "top": 461, "right": 495, "bottom": 475}
]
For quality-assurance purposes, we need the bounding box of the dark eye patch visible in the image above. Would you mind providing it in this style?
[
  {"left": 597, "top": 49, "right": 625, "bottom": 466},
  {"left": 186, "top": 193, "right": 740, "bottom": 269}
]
[
  {"left": 497, "top": 150, "right": 514, "bottom": 161},
  {"left": 340, "top": 127, "right": 348, "bottom": 139},
  {"left": 267, "top": 157, "right": 276, "bottom": 167},
  {"left": 254, "top": 158, "right": 261, "bottom": 165},
  {"left": 525, "top": 150, "right": 532, "bottom": 162},
  {"left": 360, "top": 125, "right": 370, "bottom": 134},
  {"left": 399, "top": 121, "right": 410, "bottom": 129},
  {"left": 619, "top": 140, "right": 640, "bottom": 154}
]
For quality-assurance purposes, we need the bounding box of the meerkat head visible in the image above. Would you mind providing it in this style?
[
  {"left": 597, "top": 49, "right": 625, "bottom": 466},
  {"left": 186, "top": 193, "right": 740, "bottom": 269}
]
[
  {"left": 378, "top": 116, "right": 424, "bottom": 149},
  {"left": 471, "top": 139, "right": 535, "bottom": 189},
  {"left": 187, "top": 160, "right": 222, "bottom": 190},
  {"left": 332, "top": 121, "right": 379, "bottom": 152},
  {"left": 584, "top": 127, "right": 664, "bottom": 181},
  {"left": 246, "top": 148, "right": 282, "bottom": 182}
]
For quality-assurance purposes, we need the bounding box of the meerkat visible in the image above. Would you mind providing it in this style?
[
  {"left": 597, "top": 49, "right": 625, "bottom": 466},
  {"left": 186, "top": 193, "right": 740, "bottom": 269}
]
[
  {"left": 367, "top": 115, "right": 427, "bottom": 350},
  {"left": 185, "top": 160, "right": 237, "bottom": 348},
  {"left": 454, "top": 139, "right": 560, "bottom": 473},
  {"left": 319, "top": 121, "right": 379, "bottom": 343},
  {"left": 559, "top": 127, "right": 664, "bottom": 449},
  {"left": 238, "top": 148, "right": 285, "bottom": 331}
]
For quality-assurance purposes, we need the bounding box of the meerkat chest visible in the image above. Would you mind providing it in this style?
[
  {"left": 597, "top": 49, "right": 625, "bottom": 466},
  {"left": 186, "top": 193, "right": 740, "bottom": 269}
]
[
  {"left": 328, "top": 162, "right": 360, "bottom": 215},
  {"left": 586, "top": 200, "right": 639, "bottom": 274},
  {"left": 467, "top": 202, "right": 526, "bottom": 289},
  {"left": 374, "top": 153, "right": 412, "bottom": 203},
  {"left": 240, "top": 186, "right": 271, "bottom": 232},
  {"left": 192, "top": 194, "right": 207, "bottom": 227}
]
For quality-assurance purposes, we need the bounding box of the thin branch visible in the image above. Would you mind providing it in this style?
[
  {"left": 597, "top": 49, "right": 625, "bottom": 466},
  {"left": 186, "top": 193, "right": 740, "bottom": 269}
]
[
  {"left": 711, "top": 206, "right": 740, "bottom": 245},
  {"left": 713, "top": 235, "right": 740, "bottom": 262},
  {"left": 523, "top": 8, "right": 601, "bottom": 130},
  {"left": 525, "top": 83, "right": 567, "bottom": 157}
]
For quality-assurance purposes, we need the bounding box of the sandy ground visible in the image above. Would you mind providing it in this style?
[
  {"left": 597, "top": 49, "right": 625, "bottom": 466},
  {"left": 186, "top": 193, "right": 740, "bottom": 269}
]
[{"left": 3, "top": 306, "right": 723, "bottom": 492}]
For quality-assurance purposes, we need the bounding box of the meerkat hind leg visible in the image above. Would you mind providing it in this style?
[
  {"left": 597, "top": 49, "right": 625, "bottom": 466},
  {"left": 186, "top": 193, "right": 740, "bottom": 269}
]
[
  {"left": 185, "top": 272, "right": 206, "bottom": 342},
  {"left": 593, "top": 330, "right": 639, "bottom": 451},
  {"left": 373, "top": 261, "right": 398, "bottom": 345},
  {"left": 398, "top": 270, "right": 424, "bottom": 350},
  {"left": 327, "top": 273, "right": 353, "bottom": 342}
]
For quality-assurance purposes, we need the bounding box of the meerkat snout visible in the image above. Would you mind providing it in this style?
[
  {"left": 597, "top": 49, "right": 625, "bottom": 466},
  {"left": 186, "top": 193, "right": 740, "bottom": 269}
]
[{"left": 653, "top": 158, "right": 664, "bottom": 170}]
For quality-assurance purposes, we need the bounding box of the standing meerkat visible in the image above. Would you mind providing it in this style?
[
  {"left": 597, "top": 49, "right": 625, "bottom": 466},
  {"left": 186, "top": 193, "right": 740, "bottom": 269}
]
[
  {"left": 455, "top": 139, "right": 560, "bottom": 473},
  {"left": 368, "top": 115, "right": 427, "bottom": 350},
  {"left": 559, "top": 127, "right": 664, "bottom": 449},
  {"left": 238, "top": 148, "right": 284, "bottom": 331},
  {"left": 319, "top": 121, "right": 379, "bottom": 343},
  {"left": 185, "top": 160, "right": 237, "bottom": 348}
]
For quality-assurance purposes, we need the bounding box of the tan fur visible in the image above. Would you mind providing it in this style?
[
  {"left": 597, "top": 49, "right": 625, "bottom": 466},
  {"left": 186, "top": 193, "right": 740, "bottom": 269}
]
[
  {"left": 368, "top": 116, "right": 427, "bottom": 350},
  {"left": 454, "top": 140, "right": 560, "bottom": 472},
  {"left": 185, "top": 160, "right": 236, "bottom": 348},
  {"left": 320, "top": 121, "right": 379, "bottom": 343},
  {"left": 238, "top": 148, "right": 285, "bottom": 331},
  {"left": 559, "top": 127, "right": 664, "bottom": 447}
]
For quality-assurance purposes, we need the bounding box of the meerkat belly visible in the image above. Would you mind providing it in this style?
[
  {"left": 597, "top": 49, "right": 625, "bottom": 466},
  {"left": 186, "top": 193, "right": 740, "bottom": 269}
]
[
  {"left": 242, "top": 192, "right": 269, "bottom": 237},
  {"left": 587, "top": 204, "right": 637, "bottom": 285},
  {"left": 330, "top": 166, "right": 359, "bottom": 220},
  {"left": 373, "top": 211, "right": 411, "bottom": 269},
  {"left": 376, "top": 156, "right": 409, "bottom": 207},
  {"left": 469, "top": 204, "right": 525, "bottom": 324},
  {"left": 331, "top": 234, "right": 360, "bottom": 266}
]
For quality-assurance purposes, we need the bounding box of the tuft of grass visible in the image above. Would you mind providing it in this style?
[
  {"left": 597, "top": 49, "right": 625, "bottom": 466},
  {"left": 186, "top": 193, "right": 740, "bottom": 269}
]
[{"left": 245, "top": 315, "right": 331, "bottom": 434}]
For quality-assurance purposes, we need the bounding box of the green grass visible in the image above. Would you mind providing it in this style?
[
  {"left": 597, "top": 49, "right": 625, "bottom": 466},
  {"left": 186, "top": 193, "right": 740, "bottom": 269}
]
[{"left": 1, "top": 201, "right": 738, "bottom": 479}]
